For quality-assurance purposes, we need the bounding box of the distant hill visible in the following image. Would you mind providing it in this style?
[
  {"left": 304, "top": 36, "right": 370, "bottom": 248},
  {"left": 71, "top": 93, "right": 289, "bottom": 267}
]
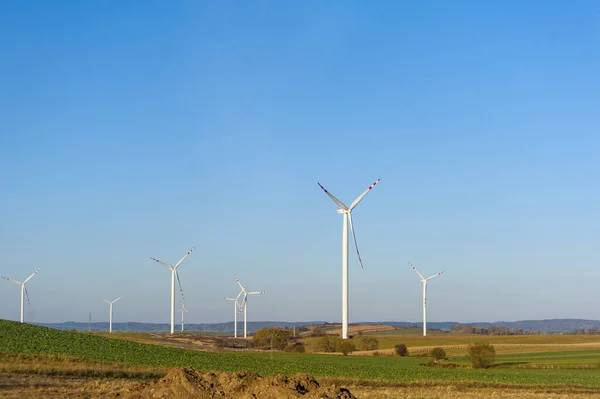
[
  {"left": 34, "top": 321, "right": 326, "bottom": 334},
  {"left": 373, "top": 319, "right": 600, "bottom": 333},
  {"left": 32, "top": 319, "right": 600, "bottom": 334}
]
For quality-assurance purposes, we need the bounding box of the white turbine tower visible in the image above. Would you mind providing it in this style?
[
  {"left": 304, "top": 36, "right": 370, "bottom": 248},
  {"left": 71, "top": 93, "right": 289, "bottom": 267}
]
[
  {"left": 151, "top": 247, "right": 194, "bottom": 334},
  {"left": 235, "top": 276, "right": 266, "bottom": 339},
  {"left": 222, "top": 291, "right": 243, "bottom": 338},
  {"left": 2, "top": 268, "right": 40, "bottom": 323},
  {"left": 318, "top": 178, "right": 380, "bottom": 339},
  {"left": 100, "top": 296, "right": 122, "bottom": 333},
  {"left": 410, "top": 262, "right": 445, "bottom": 337},
  {"left": 178, "top": 304, "right": 188, "bottom": 332}
]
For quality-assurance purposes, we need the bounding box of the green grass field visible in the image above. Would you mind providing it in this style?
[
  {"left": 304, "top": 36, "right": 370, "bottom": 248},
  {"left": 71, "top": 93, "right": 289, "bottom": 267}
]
[{"left": 1, "top": 319, "right": 600, "bottom": 389}]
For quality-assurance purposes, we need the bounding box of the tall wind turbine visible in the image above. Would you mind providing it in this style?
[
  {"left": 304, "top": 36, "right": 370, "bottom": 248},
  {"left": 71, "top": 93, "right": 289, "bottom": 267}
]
[
  {"left": 151, "top": 247, "right": 194, "bottom": 334},
  {"left": 222, "top": 291, "right": 243, "bottom": 338},
  {"left": 2, "top": 268, "right": 40, "bottom": 323},
  {"left": 410, "top": 262, "right": 445, "bottom": 337},
  {"left": 235, "top": 276, "right": 266, "bottom": 338},
  {"left": 100, "top": 296, "right": 122, "bottom": 333},
  {"left": 318, "top": 178, "right": 380, "bottom": 339},
  {"left": 178, "top": 304, "right": 188, "bottom": 332}
]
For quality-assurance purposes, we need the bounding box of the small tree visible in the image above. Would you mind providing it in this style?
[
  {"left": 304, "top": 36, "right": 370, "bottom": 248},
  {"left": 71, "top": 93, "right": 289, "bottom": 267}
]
[
  {"left": 468, "top": 342, "right": 496, "bottom": 369},
  {"left": 314, "top": 336, "right": 337, "bottom": 352},
  {"left": 430, "top": 347, "right": 446, "bottom": 363},
  {"left": 252, "top": 328, "right": 292, "bottom": 350},
  {"left": 394, "top": 344, "right": 409, "bottom": 357},
  {"left": 358, "top": 336, "right": 379, "bottom": 351},
  {"left": 284, "top": 342, "right": 306, "bottom": 353},
  {"left": 336, "top": 340, "right": 356, "bottom": 356}
]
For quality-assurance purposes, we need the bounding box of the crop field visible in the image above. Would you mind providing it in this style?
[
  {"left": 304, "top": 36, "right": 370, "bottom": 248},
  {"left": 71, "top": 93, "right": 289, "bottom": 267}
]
[
  {"left": 1, "top": 320, "right": 600, "bottom": 387},
  {"left": 360, "top": 331, "right": 600, "bottom": 349},
  {"left": 361, "top": 326, "right": 450, "bottom": 336}
]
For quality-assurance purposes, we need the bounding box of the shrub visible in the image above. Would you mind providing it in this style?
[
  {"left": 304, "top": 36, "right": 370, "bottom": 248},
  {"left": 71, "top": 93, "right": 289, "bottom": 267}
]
[
  {"left": 314, "top": 336, "right": 356, "bottom": 355},
  {"left": 310, "top": 327, "right": 326, "bottom": 337},
  {"left": 394, "top": 344, "right": 409, "bottom": 357},
  {"left": 430, "top": 347, "right": 446, "bottom": 361},
  {"left": 358, "top": 336, "right": 379, "bottom": 351},
  {"left": 283, "top": 342, "right": 305, "bottom": 353},
  {"left": 336, "top": 340, "right": 356, "bottom": 356},
  {"left": 468, "top": 342, "right": 496, "bottom": 369},
  {"left": 314, "top": 336, "right": 337, "bottom": 352},
  {"left": 251, "top": 328, "right": 292, "bottom": 350}
]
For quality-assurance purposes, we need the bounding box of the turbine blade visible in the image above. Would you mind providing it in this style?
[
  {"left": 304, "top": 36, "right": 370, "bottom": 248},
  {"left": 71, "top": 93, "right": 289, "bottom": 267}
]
[
  {"left": 100, "top": 297, "right": 111, "bottom": 304},
  {"left": 348, "top": 213, "right": 364, "bottom": 269},
  {"left": 235, "top": 291, "right": 243, "bottom": 308},
  {"left": 427, "top": 271, "right": 445, "bottom": 280},
  {"left": 2, "top": 277, "right": 22, "bottom": 285},
  {"left": 239, "top": 294, "right": 248, "bottom": 311},
  {"left": 349, "top": 178, "right": 380, "bottom": 210},
  {"left": 23, "top": 268, "right": 40, "bottom": 284},
  {"left": 235, "top": 276, "right": 247, "bottom": 293},
  {"left": 151, "top": 257, "right": 173, "bottom": 270},
  {"left": 410, "top": 262, "right": 425, "bottom": 280},
  {"left": 174, "top": 247, "right": 195, "bottom": 269},
  {"left": 112, "top": 296, "right": 123, "bottom": 303},
  {"left": 24, "top": 286, "right": 31, "bottom": 307},
  {"left": 175, "top": 270, "right": 185, "bottom": 301},
  {"left": 317, "top": 182, "right": 348, "bottom": 210}
]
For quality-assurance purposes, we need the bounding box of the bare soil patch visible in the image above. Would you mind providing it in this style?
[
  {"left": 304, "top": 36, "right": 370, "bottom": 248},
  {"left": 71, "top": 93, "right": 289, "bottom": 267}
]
[{"left": 123, "top": 368, "right": 355, "bottom": 399}]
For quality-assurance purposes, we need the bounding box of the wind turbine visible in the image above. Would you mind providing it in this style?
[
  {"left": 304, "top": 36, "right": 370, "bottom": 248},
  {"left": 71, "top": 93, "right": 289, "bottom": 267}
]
[
  {"left": 222, "top": 291, "right": 242, "bottom": 338},
  {"left": 410, "top": 262, "right": 445, "bottom": 337},
  {"left": 318, "top": 178, "right": 380, "bottom": 339},
  {"left": 235, "top": 276, "right": 266, "bottom": 338},
  {"left": 178, "top": 304, "right": 188, "bottom": 332},
  {"left": 100, "top": 296, "right": 122, "bottom": 333},
  {"left": 2, "top": 268, "right": 40, "bottom": 323},
  {"left": 150, "top": 247, "right": 194, "bottom": 334}
]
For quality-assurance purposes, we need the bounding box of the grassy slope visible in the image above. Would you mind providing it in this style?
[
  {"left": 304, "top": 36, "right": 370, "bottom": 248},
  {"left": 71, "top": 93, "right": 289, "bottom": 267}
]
[{"left": 1, "top": 320, "right": 600, "bottom": 388}]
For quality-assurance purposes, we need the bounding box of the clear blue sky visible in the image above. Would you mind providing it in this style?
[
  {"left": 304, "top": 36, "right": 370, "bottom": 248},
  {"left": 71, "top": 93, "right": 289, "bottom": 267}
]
[{"left": 1, "top": 1, "right": 599, "bottom": 325}]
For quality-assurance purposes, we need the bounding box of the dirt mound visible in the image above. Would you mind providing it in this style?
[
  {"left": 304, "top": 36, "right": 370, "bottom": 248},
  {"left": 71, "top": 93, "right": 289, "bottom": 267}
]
[{"left": 123, "top": 367, "right": 356, "bottom": 399}]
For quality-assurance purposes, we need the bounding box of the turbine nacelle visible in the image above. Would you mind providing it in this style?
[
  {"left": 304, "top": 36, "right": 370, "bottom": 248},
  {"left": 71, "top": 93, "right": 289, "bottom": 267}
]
[{"left": 336, "top": 209, "right": 347, "bottom": 214}]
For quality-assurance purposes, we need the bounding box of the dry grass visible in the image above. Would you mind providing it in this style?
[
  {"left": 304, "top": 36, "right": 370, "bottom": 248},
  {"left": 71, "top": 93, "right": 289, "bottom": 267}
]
[
  {"left": 351, "top": 342, "right": 600, "bottom": 357},
  {"left": 322, "top": 378, "right": 600, "bottom": 399},
  {"left": 0, "top": 352, "right": 165, "bottom": 399},
  {"left": 349, "top": 385, "right": 600, "bottom": 398}
]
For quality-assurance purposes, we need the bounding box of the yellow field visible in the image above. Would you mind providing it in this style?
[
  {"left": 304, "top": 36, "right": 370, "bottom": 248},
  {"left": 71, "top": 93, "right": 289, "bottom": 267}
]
[{"left": 359, "top": 332, "right": 600, "bottom": 350}]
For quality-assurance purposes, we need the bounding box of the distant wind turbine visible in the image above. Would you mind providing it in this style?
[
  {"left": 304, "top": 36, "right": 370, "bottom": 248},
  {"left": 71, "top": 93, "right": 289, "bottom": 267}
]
[
  {"left": 100, "top": 296, "right": 122, "bottom": 333},
  {"left": 2, "top": 268, "right": 40, "bottom": 323},
  {"left": 178, "top": 304, "right": 188, "bottom": 332},
  {"left": 151, "top": 247, "right": 194, "bottom": 334},
  {"left": 235, "top": 276, "right": 266, "bottom": 338},
  {"left": 410, "top": 262, "right": 445, "bottom": 337},
  {"left": 318, "top": 178, "right": 380, "bottom": 339},
  {"left": 222, "top": 291, "right": 243, "bottom": 338}
]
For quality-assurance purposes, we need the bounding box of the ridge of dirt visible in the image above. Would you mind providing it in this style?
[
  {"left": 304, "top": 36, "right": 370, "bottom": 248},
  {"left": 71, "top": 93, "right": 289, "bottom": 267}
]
[{"left": 123, "top": 367, "right": 356, "bottom": 399}]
